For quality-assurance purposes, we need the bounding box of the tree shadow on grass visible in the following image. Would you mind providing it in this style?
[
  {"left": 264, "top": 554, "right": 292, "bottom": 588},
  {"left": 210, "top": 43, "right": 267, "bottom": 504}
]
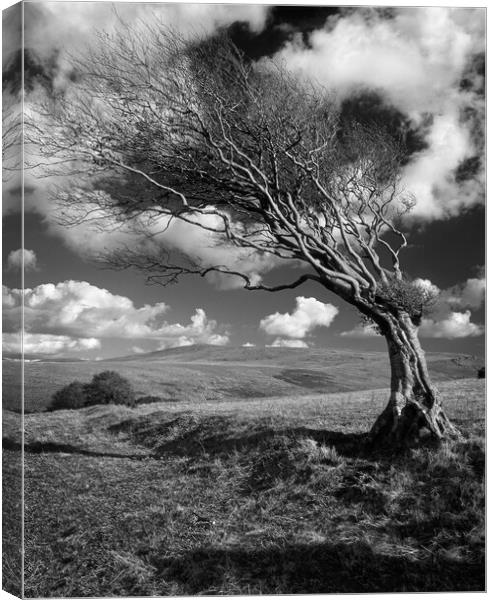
[
  {"left": 109, "top": 413, "right": 368, "bottom": 460},
  {"left": 153, "top": 540, "right": 485, "bottom": 594},
  {"left": 2, "top": 438, "right": 149, "bottom": 460},
  {"left": 192, "top": 427, "right": 367, "bottom": 460}
]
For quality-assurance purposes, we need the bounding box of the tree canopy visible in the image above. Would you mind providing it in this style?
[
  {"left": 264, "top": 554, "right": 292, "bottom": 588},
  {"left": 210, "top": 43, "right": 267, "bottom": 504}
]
[{"left": 32, "top": 28, "right": 418, "bottom": 302}]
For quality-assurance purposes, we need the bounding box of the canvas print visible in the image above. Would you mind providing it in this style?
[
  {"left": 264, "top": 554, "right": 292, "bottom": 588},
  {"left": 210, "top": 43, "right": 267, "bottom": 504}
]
[{"left": 2, "top": 2, "right": 485, "bottom": 596}]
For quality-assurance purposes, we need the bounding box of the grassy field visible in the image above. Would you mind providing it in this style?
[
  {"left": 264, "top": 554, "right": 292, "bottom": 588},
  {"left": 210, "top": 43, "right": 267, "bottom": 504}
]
[
  {"left": 2, "top": 345, "right": 484, "bottom": 413},
  {"left": 2, "top": 371, "right": 485, "bottom": 596}
]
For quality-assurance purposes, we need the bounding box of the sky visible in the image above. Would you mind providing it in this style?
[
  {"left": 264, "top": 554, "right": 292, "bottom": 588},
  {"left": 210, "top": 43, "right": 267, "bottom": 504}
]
[{"left": 2, "top": 2, "right": 486, "bottom": 360}]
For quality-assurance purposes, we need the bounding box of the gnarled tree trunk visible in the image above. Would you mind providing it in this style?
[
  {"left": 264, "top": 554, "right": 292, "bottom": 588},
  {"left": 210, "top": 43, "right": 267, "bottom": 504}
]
[{"left": 368, "top": 312, "right": 460, "bottom": 448}]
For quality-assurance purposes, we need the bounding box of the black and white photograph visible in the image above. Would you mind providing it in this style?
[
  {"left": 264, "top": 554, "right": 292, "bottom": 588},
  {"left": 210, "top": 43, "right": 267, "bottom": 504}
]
[{"left": 2, "top": 2, "right": 486, "bottom": 596}]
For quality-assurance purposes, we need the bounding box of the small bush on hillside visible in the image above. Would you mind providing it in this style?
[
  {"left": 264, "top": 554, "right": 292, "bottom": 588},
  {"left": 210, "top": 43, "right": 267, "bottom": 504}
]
[
  {"left": 50, "top": 371, "right": 135, "bottom": 410},
  {"left": 50, "top": 381, "right": 89, "bottom": 411},
  {"left": 85, "top": 371, "right": 136, "bottom": 407},
  {"left": 477, "top": 366, "right": 485, "bottom": 379}
]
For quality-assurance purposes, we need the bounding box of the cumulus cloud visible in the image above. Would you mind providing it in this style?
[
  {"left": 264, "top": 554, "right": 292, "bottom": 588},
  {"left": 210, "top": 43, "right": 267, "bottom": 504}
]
[
  {"left": 6, "top": 248, "right": 37, "bottom": 271},
  {"left": 242, "top": 342, "right": 256, "bottom": 347},
  {"left": 3, "top": 332, "right": 100, "bottom": 355},
  {"left": 267, "top": 338, "right": 309, "bottom": 348},
  {"left": 340, "top": 323, "right": 379, "bottom": 338},
  {"left": 277, "top": 9, "right": 482, "bottom": 113},
  {"left": 2, "top": 280, "right": 229, "bottom": 354},
  {"left": 23, "top": 2, "right": 268, "bottom": 74},
  {"left": 416, "top": 274, "right": 485, "bottom": 338},
  {"left": 413, "top": 278, "right": 441, "bottom": 298},
  {"left": 442, "top": 276, "right": 485, "bottom": 310},
  {"left": 144, "top": 212, "right": 282, "bottom": 290},
  {"left": 260, "top": 296, "right": 339, "bottom": 339},
  {"left": 275, "top": 8, "right": 485, "bottom": 220},
  {"left": 156, "top": 330, "right": 228, "bottom": 350},
  {"left": 2, "top": 285, "right": 16, "bottom": 309},
  {"left": 131, "top": 346, "right": 146, "bottom": 354},
  {"left": 419, "top": 311, "right": 483, "bottom": 339}
]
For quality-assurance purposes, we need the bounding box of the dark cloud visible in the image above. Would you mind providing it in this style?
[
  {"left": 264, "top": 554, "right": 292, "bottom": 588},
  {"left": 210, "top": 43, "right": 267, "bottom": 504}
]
[
  {"left": 3, "top": 3, "right": 73, "bottom": 95},
  {"left": 227, "top": 7, "right": 341, "bottom": 59},
  {"left": 460, "top": 52, "right": 485, "bottom": 96},
  {"left": 455, "top": 156, "right": 482, "bottom": 183},
  {"left": 338, "top": 7, "right": 398, "bottom": 21},
  {"left": 3, "top": 48, "right": 64, "bottom": 95}
]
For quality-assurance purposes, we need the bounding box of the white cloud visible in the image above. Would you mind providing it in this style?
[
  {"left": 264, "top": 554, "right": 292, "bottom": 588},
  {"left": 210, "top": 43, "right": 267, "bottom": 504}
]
[
  {"left": 340, "top": 323, "right": 379, "bottom": 338},
  {"left": 2, "top": 280, "right": 229, "bottom": 354},
  {"left": 416, "top": 274, "right": 485, "bottom": 338},
  {"left": 277, "top": 9, "right": 481, "bottom": 113},
  {"left": 145, "top": 212, "right": 282, "bottom": 290},
  {"left": 414, "top": 274, "right": 485, "bottom": 312},
  {"left": 242, "top": 342, "right": 256, "bottom": 347},
  {"left": 26, "top": 3, "right": 268, "bottom": 73},
  {"left": 420, "top": 311, "right": 484, "bottom": 339},
  {"left": 131, "top": 346, "right": 146, "bottom": 354},
  {"left": 6, "top": 248, "right": 37, "bottom": 271},
  {"left": 157, "top": 332, "right": 228, "bottom": 350},
  {"left": 3, "top": 332, "right": 100, "bottom": 355},
  {"left": 402, "top": 111, "right": 482, "bottom": 220},
  {"left": 14, "top": 190, "right": 281, "bottom": 290},
  {"left": 275, "top": 8, "right": 485, "bottom": 221},
  {"left": 268, "top": 338, "right": 309, "bottom": 348},
  {"left": 413, "top": 278, "right": 441, "bottom": 298},
  {"left": 2, "top": 285, "right": 16, "bottom": 309},
  {"left": 443, "top": 276, "right": 485, "bottom": 310},
  {"left": 260, "top": 296, "right": 339, "bottom": 339}
]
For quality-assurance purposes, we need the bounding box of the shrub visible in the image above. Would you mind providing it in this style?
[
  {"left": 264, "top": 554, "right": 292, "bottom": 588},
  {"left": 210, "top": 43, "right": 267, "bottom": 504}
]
[
  {"left": 85, "top": 371, "right": 136, "bottom": 407},
  {"left": 374, "top": 276, "right": 438, "bottom": 325},
  {"left": 50, "top": 381, "right": 89, "bottom": 411},
  {"left": 477, "top": 366, "right": 485, "bottom": 379},
  {"left": 50, "top": 371, "right": 136, "bottom": 411}
]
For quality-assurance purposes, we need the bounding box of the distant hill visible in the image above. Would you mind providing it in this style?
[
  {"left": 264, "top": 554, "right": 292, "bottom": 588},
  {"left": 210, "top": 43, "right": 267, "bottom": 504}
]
[
  {"left": 3, "top": 345, "right": 484, "bottom": 414},
  {"left": 106, "top": 343, "right": 485, "bottom": 368},
  {"left": 3, "top": 353, "right": 84, "bottom": 363}
]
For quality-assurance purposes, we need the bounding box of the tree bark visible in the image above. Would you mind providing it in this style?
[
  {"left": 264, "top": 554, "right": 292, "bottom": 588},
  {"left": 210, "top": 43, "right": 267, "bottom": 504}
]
[{"left": 368, "top": 312, "right": 461, "bottom": 449}]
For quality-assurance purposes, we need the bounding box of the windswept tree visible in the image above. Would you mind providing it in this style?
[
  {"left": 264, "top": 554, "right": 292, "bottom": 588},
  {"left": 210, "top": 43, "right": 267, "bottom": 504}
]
[{"left": 31, "top": 23, "right": 461, "bottom": 447}]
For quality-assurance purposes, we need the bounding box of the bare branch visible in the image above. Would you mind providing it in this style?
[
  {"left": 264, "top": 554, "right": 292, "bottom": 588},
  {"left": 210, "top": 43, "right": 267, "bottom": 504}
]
[{"left": 31, "top": 25, "right": 414, "bottom": 313}]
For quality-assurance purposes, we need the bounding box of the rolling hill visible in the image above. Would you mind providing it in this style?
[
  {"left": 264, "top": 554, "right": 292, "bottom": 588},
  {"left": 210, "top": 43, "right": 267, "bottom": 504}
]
[{"left": 2, "top": 345, "right": 484, "bottom": 413}]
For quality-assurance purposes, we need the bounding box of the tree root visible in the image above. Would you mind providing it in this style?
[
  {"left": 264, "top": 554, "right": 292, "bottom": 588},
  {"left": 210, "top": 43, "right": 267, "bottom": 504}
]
[{"left": 368, "top": 400, "right": 462, "bottom": 451}]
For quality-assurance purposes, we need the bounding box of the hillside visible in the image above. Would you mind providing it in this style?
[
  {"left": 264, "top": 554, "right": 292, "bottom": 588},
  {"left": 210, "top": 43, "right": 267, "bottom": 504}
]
[
  {"left": 2, "top": 345, "right": 484, "bottom": 413},
  {"left": 107, "top": 344, "right": 484, "bottom": 370},
  {"left": 3, "top": 378, "right": 485, "bottom": 595}
]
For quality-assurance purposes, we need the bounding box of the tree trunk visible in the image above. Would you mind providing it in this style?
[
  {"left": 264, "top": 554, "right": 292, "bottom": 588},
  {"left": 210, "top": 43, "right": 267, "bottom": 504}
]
[{"left": 368, "top": 312, "right": 461, "bottom": 449}]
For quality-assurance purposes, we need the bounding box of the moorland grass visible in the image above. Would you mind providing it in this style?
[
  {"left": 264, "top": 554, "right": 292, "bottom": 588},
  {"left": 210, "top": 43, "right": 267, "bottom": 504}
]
[
  {"left": 3, "top": 346, "right": 483, "bottom": 412},
  {"left": 2, "top": 378, "right": 485, "bottom": 596},
  {"left": 2, "top": 449, "right": 22, "bottom": 597}
]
